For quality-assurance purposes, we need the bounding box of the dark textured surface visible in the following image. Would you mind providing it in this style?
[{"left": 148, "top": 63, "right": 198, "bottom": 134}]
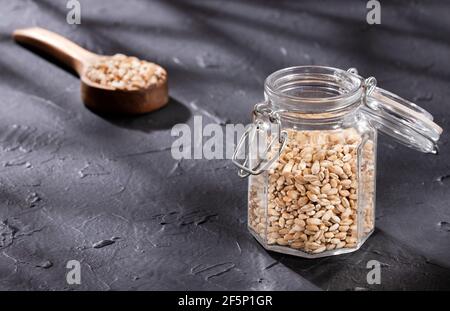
[{"left": 0, "top": 0, "right": 449, "bottom": 290}]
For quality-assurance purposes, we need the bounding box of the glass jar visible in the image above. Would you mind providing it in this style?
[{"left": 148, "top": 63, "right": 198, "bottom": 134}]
[{"left": 233, "top": 66, "right": 442, "bottom": 258}]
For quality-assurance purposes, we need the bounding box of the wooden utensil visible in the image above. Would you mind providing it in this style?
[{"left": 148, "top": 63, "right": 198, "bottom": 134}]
[{"left": 13, "top": 27, "right": 169, "bottom": 115}]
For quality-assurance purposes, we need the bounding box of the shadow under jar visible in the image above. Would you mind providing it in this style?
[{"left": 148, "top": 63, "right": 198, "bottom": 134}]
[{"left": 233, "top": 66, "right": 442, "bottom": 258}]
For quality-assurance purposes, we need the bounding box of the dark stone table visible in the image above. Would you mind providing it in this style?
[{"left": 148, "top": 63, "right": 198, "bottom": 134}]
[{"left": 0, "top": 0, "right": 449, "bottom": 290}]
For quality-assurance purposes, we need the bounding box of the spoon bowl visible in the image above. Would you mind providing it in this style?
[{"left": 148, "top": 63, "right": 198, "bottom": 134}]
[{"left": 13, "top": 27, "right": 168, "bottom": 115}]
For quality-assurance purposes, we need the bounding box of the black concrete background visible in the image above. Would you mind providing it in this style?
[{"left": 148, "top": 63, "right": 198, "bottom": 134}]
[{"left": 0, "top": 0, "right": 449, "bottom": 290}]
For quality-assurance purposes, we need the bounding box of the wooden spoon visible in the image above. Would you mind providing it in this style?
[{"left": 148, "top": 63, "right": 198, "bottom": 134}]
[{"left": 13, "top": 27, "right": 169, "bottom": 115}]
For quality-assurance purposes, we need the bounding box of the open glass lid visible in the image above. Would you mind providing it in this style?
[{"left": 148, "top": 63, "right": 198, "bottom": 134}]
[{"left": 349, "top": 69, "right": 443, "bottom": 153}]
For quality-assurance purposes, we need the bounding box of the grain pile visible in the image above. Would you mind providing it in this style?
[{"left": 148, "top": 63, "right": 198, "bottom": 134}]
[
  {"left": 249, "top": 128, "right": 375, "bottom": 255},
  {"left": 85, "top": 54, "right": 166, "bottom": 90}
]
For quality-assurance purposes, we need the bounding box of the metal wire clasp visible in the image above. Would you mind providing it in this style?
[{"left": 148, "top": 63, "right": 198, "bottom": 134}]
[
  {"left": 347, "top": 67, "right": 377, "bottom": 109},
  {"left": 232, "top": 103, "right": 288, "bottom": 178}
]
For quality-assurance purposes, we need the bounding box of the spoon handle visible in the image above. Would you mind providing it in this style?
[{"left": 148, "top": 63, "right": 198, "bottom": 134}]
[{"left": 13, "top": 27, "right": 98, "bottom": 75}]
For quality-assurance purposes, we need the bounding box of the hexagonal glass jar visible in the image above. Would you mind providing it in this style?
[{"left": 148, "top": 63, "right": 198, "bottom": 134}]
[{"left": 233, "top": 66, "right": 442, "bottom": 258}]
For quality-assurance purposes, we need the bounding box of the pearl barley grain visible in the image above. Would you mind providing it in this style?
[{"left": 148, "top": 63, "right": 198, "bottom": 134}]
[
  {"left": 248, "top": 128, "right": 375, "bottom": 256},
  {"left": 85, "top": 54, "right": 166, "bottom": 91}
]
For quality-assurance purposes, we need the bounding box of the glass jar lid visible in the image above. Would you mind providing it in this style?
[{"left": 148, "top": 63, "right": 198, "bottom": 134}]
[{"left": 354, "top": 70, "right": 443, "bottom": 153}]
